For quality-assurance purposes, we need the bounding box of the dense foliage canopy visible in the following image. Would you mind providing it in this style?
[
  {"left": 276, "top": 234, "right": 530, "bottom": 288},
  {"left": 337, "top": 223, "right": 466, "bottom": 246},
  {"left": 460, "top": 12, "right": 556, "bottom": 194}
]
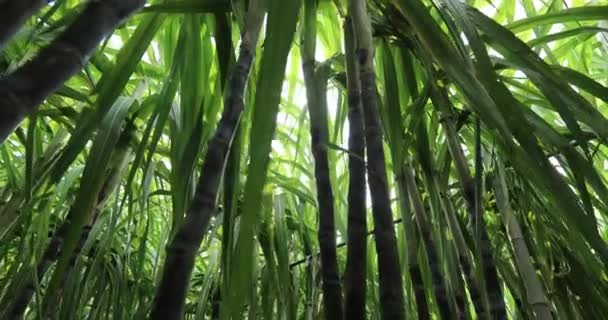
[{"left": 0, "top": 0, "right": 607, "bottom": 319}]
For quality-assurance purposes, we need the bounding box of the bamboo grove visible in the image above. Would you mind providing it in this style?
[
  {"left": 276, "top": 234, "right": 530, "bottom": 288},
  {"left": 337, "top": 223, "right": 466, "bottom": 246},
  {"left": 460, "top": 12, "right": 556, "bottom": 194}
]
[{"left": 0, "top": 0, "right": 607, "bottom": 319}]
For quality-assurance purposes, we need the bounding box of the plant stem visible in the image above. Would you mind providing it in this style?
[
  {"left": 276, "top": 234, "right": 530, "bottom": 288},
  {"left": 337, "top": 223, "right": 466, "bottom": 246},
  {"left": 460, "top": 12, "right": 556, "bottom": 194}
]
[
  {"left": 343, "top": 15, "right": 368, "bottom": 320},
  {"left": 0, "top": 0, "right": 145, "bottom": 144},
  {"left": 7, "top": 135, "right": 131, "bottom": 318},
  {"left": 0, "top": 0, "right": 46, "bottom": 49},
  {"left": 150, "top": 2, "right": 264, "bottom": 318},
  {"left": 430, "top": 85, "right": 507, "bottom": 319},
  {"left": 301, "top": 1, "right": 343, "bottom": 318},
  {"left": 348, "top": 0, "right": 406, "bottom": 317},
  {"left": 492, "top": 162, "right": 553, "bottom": 320},
  {"left": 404, "top": 167, "right": 452, "bottom": 320}
]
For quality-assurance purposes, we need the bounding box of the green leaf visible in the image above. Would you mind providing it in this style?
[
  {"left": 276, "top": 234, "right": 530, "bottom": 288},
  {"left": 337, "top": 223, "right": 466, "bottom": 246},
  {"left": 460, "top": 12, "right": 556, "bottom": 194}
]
[{"left": 221, "top": 0, "right": 302, "bottom": 318}]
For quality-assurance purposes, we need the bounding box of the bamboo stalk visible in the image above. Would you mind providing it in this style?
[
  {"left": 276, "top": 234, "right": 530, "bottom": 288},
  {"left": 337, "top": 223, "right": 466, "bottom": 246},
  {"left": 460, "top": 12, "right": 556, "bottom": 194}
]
[
  {"left": 403, "top": 167, "right": 453, "bottom": 319},
  {"left": 492, "top": 163, "right": 553, "bottom": 320},
  {"left": 0, "top": 0, "right": 46, "bottom": 49},
  {"left": 396, "top": 168, "right": 429, "bottom": 320},
  {"left": 342, "top": 17, "right": 368, "bottom": 320},
  {"left": 418, "top": 115, "right": 489, "bottom": 319},
  {"left": 424, "top": 183, "right": 469, "bottom": 319},
  {"left": 440, "top": 188, "right": 490, "bottom": 319},
  {"left": 0, "top": 0, "right": 145, "bottom": 144},
  {"left": 149, "top": 2, "right": 264, "bottom": 318},
  {"left": 449, "top": 248, "right": 470, "bottom": 320},
  {"left": 218, "top": 13, "right": 238, "bottom": 300},
  {"left": 348, "top": 1, "right": 405, "bottom": 317},
  {"left": 301, "top": 1, "right": 343, "bottom": 318},
  {"left": 409, "top": 254, "right": 430, "bottom": 319},
  {"left": 430, "top": 85, "right": 507, "bottom": 319}
]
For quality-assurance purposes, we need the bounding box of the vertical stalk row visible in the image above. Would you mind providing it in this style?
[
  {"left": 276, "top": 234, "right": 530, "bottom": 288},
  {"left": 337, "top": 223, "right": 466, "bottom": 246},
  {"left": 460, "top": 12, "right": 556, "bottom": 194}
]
[
  {"left": 150, "top": 3, "right": 264, "bottom": 318},
  {"left": 343, "top": 17, "right": 368, "bottom": 320},
  {"left": 348, "top": 0, "right": 406, "bottom": 317}
]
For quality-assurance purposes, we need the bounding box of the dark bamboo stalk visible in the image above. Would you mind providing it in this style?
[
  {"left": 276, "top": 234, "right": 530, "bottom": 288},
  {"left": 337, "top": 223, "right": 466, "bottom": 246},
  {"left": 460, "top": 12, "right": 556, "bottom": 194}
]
[
  {"left": 149, "top": 3, "right": 264, "bottom": 318},
  {"left": 348, "top": 1, "right": 405, "bottom": 317},
  {"left": 217, "top": 12, "right": 238, "bottom": 307},
  {"left": 404, "top": 168, "right": 452, "bottom": 320},
  {"left": 343, "top": 17, "right": 368, "bottom": 320},
  {"left": 0, "top": 0, "right": 145, "bottom": 144},
  {"left": 430, "top": 85, "right": 507, "bottom": 319},
  {"left": 450, "top": 252, "right": 470, "bottom": 320},
  {"left": 42, "top": 223, "right": 96, "bottom": 319},
  {"left": 305, "top": 69, "right": 343, "bottom": 318},
  {"left": 359, "top": 34, "right": 406, "bottom": 320},
  {"left": 301, "top": 1, "right": 343, "bottom": 318},
  {"left": 409, "top": 254, "right": 430, "bottom": 319},
  {"left": 397, "top": 171, "right": 429, "bottom": 320},
  {"left": 416, "top": 120, "right": 473, "bottom": 319},
  {"left": 0, "top": 0, "right": 46, "bottom": 49},
  {"left": 394, "top": 182, "right": 429, "bottom": 319},
  {"left": 441, "top": 190, "right": 490, "bottom": 319}
]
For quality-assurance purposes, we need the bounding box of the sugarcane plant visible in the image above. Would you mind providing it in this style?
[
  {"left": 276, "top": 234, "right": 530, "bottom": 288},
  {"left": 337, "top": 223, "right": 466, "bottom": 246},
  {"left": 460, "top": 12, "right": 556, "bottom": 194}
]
[
  {"left": 429, "top": 82, "right": 507, "bottom": 319},
  {"left": 3, "top": 122, "right": 133, "bottom": 319},
  {"left": 301, "top": 0, "right": 343, "bottom": 318},
  {"left": 348, "top": 0, "right": 406, "bottom": 318},
  {"left": 342, "top": 16, "right": 368, "bottom": 320},
  {"left": 0, "top": 0, "right": 46, "bottom": 49},
  {"left": 150, "top": 1, "right": 265, "bottom": 318},
  {"left": 492, "top": 160, "right": 553, "bottom": 320},
  {"left": 0, "top": 0, "right": 607, "bottom": 319},
  {"left": 0, "top": 0, "right": 146, "bottom": 143}
]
